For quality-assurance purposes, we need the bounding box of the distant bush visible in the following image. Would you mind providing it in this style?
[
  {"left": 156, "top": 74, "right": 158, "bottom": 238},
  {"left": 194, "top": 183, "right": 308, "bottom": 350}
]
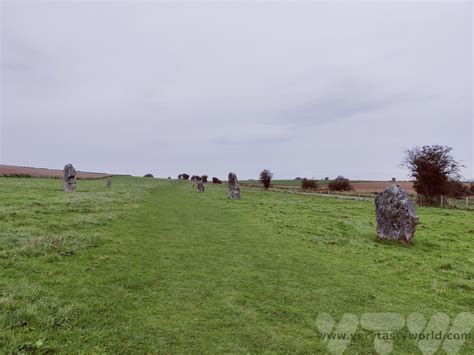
[
  {"left": 391, "top": 177, "right": 396, "bottom": 182},
  {"left": 294, "top": 177, "right": 302, "bottom": 180},
  {"left": 328, "top": 176, "right": 352, "bottom": 191},
  {"left": 446, "top": 181, "right": 469, "bottom": 198},
  {"left": 144, "top": 174, "right": 154, "bottom": 178},
  {"left": 201, "top": 175, "right": 208, "bottom": 183},
  {"left": 471, "top": 183, "right": 474, "bottom": 195},
  {"left": 179, "top": 173, "right": 190, "bottom": 180},
  {"left": 212, "top": 177, "right": 222, "bottom": 184},
  {"left": 167, "top": 177, "right": 171, "bottom": 179},
  {"left": 191, "top": 175, "right": 200, "bottom": 181},
  {"left": 324, "top": 177, "right": 329, "bottom": 181},
  {"left": 301, "top": 178, "right": 318, "bottom": 190},
  {"left": 259, "top": 169, "right": 273, "bottom": 190}
]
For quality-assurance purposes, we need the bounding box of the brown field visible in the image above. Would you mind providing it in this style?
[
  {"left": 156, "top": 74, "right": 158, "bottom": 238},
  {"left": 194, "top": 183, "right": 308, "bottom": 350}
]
[
  {"left": 337, "top": 181, "right": 416, "bottom": 194},
  {"left": 242, "top": 180, "right": 417, "bottom": 195},
  {"left": 0, "top": 165, "right": 110, "bottom": 179}
]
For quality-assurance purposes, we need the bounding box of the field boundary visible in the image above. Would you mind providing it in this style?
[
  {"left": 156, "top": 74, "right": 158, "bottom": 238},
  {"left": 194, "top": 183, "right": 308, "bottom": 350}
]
[{"left": 240, "top": 184, "right": 474, "bottom": 209}]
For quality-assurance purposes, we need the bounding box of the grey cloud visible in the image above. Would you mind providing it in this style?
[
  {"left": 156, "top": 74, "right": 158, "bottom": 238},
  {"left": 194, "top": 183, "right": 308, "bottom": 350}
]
[{"left": 273, "top": 79, "right": 436, "bottom": 128}]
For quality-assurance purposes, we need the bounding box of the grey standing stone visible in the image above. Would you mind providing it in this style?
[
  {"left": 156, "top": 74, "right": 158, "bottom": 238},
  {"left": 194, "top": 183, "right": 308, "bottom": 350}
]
[
  {"left": 375, "top": 185, "right": 419, "bottom": 244},
  {"left": 107, "top": 177, "right": 112, "bottom": 188},
  {"left": 197, "top": 180, "right": 205, "bottom": 192},
  {"left": 63, "top": 164, "right": 77, "bottom": 192},
  {"left": 228, "top": 172, "right": 241, "bottom": 199}
]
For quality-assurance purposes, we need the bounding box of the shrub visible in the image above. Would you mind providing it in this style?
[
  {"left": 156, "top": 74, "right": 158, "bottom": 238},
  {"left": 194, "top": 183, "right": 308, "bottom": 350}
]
[
  {"left": 144, "top": 174, "right": 154, "bottom": 178},
  {"left": 212, "top": 177, "right": 222, "bottom": 184},
  {"left": 294, "top": 177, "right": 302, "bottom": 180},
  {"left": 391, "top": 177, "right": 396, "bottom": 182},
  {"left": 446, "top": 181, "right": 469, "bottom": 198},
  {"left": 301, "top": 178, "right": 318, "bottom": 189},
  {"left": 402, "top": 145, "right": 463, "bottom": 204},
  {"left": 328, "top": 176, "right": 352, "bottom": 191},
  {"left": 471, "top": 183, "right": 474, "bottom": 195},
  {"left": 259, "top": 169, "right": 273, "bottom": 190},
  {"left": 201, "top": 175, "right": 208, "bottom": 183},
  {"left": 179, "top": 173, "right": 190, "bottom": 180},
  {"left": 324, "top": 177, "right": 329, "bottom": 181},
  {"left": 191, "top": 175, "right": 200, "bottom": 181}
]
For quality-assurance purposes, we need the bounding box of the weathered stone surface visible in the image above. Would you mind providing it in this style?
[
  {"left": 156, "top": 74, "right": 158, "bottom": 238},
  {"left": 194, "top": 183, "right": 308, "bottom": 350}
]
[
  {"left": 228, "top": 172, "right": 241, "bottom": 199},
  {"left": 63, "top": 164, "right": 77, "bottom": 192},
  {"left": 107, "top": 177, "right": 112, "bottom": 188},
  {"left": 375, "top": 185, "right": 418, "bottom": 244},
  {"left": 197, "top": 180, "right": 205, "bottom": 192}
]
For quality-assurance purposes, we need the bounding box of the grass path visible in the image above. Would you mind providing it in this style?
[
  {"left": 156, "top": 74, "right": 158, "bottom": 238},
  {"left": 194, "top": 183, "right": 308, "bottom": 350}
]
[{"left": 1, "top": 179, "right": 473, "bottom": 353}]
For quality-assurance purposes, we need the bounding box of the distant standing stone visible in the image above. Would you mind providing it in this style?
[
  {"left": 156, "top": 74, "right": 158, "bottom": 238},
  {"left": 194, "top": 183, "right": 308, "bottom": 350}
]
[
  {"left": 197, "top": 180, "right": 205, "bottom": 192},
  {"left": 107, "top": 177, "right": 112, "bottom": 188},
  {"left": 63, "top": 164, "right": 77, "bottom": 192},
  {"left": 228, "top": 172, "right": 241, "bottom": 199},
  {"left": 375, "top": 185, "right": 418, "bottom": 244}
]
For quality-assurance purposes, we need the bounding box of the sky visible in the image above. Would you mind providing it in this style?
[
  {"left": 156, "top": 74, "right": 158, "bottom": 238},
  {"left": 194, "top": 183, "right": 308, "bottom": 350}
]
[{"left": 1, "top": 1, "right": 472, "bottom": 180}]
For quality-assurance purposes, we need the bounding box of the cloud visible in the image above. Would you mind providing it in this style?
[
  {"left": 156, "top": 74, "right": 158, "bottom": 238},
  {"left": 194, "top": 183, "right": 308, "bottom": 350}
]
[
  {"left": 1, "top": 1, "right": 472, "bottom": 179},
  {"left": 272, "top": 77, "right": 436, "bottom": 128}
]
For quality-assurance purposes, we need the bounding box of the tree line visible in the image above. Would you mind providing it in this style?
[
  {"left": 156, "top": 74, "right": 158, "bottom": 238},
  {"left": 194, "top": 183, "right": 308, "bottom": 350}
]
[{"left": 171, "top": 145, "right": 472, "bottom": 204}]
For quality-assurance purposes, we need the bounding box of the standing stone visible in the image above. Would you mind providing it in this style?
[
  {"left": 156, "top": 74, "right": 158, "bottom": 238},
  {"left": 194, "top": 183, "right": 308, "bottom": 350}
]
[
  {"left": 197, "top": 180, "right": 205, "bottom": 192},
  {"left": 107, "top": 177, "right": 112, "bottom": 188},
  {"left": 375, "top": 185, "right": 419, "bottom": 244},
  {"left": 228, "top": 172, "right": 241, "bottom": 199},
  {"left": 63, "top": 164, "right": 77, "bottom": 192}
]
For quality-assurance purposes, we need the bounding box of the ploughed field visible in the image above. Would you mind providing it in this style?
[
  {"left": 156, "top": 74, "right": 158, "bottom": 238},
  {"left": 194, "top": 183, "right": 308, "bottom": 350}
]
[
  {"left": 0, "top": 177, "right": 473, "bottom": 353},
  {"left": 0, "top": 164, "right": 110, "bottom": 179}
]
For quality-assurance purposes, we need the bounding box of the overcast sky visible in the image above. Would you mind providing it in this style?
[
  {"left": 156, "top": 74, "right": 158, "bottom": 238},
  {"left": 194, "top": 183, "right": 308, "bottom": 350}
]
[{"left": 1, "top": 1, "right": 472, "bottom": 180}]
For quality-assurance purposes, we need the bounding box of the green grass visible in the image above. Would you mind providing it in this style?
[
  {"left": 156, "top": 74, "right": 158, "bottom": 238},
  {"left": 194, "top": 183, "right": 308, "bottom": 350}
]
[{"left": 1, "top": 177, "right": 473, "bottom": 353}]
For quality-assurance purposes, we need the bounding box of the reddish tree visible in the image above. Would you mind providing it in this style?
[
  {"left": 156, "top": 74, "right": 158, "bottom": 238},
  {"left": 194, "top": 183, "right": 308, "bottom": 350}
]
[{"left": 259, "top": 169, "right": 273, "bottom": 190}]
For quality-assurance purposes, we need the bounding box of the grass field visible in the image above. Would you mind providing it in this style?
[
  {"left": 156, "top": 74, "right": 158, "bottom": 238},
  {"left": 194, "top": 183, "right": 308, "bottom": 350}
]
[{"left": 1, "top": 177, "right": 473, "bottom": 353}]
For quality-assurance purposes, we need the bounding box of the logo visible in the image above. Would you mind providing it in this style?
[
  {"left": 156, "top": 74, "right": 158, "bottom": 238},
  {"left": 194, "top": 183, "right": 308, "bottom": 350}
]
[{"left": 316, "top": 312, "right": 473, "bottom": 354}]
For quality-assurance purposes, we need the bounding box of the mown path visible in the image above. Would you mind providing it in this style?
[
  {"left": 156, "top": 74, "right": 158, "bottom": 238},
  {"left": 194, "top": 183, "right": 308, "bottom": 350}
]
[{"left": 7, "top": 182, "right": 330, "bottom": 352}]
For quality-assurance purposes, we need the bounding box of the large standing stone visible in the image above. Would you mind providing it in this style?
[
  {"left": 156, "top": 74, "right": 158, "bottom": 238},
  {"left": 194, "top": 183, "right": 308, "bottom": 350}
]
[
  {"left": 228, "top": 172, "right": 241, "bottom": 199},
  {"left": 197, "top": 180, "right": 205, "bottom": 192},
  {"left": 107, "top": 177, "right": 112, "bottom": 188},
  {"left": 375, "top": 185, "right": 418, "bottom": 244},
  {"left": 63, "top": 164, "right": 77, "bottom": 192}
]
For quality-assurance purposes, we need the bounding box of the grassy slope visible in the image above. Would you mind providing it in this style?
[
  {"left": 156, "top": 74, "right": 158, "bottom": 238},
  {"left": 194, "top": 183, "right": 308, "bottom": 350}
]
[{"left": 1, "top": 177, "right": 473, "bottom": 353}]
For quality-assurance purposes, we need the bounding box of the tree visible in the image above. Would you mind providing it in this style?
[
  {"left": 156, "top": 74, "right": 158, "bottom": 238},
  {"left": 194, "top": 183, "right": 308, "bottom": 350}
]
[
  {"left": 259, "top": 169, "right": 273, "bottom": 190},
  {"left": 402, "top": 145, "right": 463, "bottom": 202},
  {"left": 144, "top": 174, "right": 154, "bottom": 178},
  {"left": 212, "top": 177, "right": 222, "bottom": 184},
  {"left": 328, "top": 176, "right": 352, "bottom": 191},
  {"left": 179, "top": 173, "right": 190, "bottom": 180},
  {"left": 201, "top": 175, "right": 208, "bottom": 183}
]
